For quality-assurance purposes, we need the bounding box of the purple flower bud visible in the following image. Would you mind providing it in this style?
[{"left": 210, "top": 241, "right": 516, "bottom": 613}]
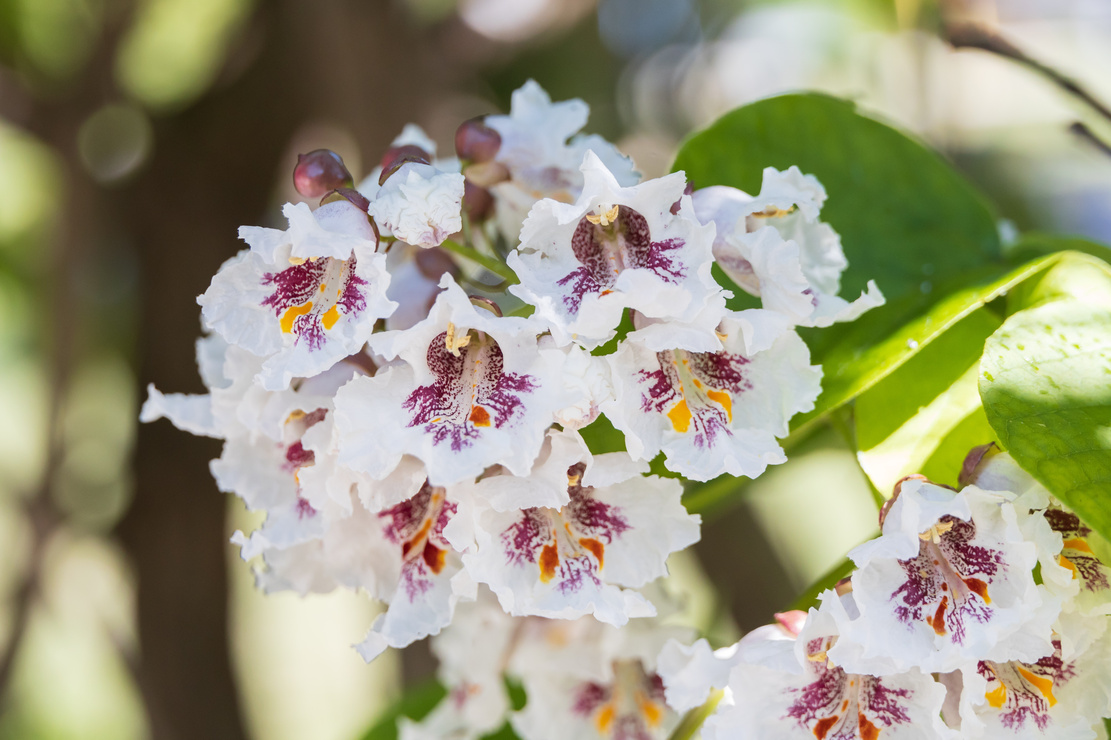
[
  {"left": 379, "top": 144, "right": 432, "bottom": 186},
  {"left": 463, "top": 179, "right": 494, "bottom": 223},
  {"left": 415, "top": 247, "right": 459, "bottom": 282},
  {"left": 455, "top": 117, "right": 501, "bottom": 163},
  {"left": 293, "top": 149, "right": 353, "bottom": 199}
]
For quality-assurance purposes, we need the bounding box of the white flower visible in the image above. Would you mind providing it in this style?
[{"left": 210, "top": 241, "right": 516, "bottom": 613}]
[
  {"left": 333, "top": 274, "right": 569, "bottom": 487},
  {"left": 460, "top": 446, "right": 700, "bottom": 626},
  {"left": 704, "top": 594, "right": 953, "bottom": 740},
  {"left": 830, "top": 480, "right": 1061, "bottom": 675},
  {"left": 602, "top": 311, "right": 821, "bottom": 481},
  {"left": 657, "top": 638, "right": 739, "bottom": 713},
  {"left": 508, "top": 151, "right": 725, "bottom": 348},
  {"left": 199, "top": 199, "right": 396, "bottom": 390},
  {"left": 693, "top": 166, "right": 884, "bottom": 328},
  {"left": 549, "top": 341, "right": 613, "bottom": 430},
  {"left": 485, "top": 80, "right": 638, "bottom": 242},
  {"left": 368, "top": 162, "right": 465, "bottom": 248},
  {"left": 384, "top": 243, "right": 455, "bottom": 331},
  {"left": 944, "top": 618, "right": 1111, "bottom": 739}
]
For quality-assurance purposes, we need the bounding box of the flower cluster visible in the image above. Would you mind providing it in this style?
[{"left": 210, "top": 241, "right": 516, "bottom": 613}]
[
  {"left": 141, "top": 81, "right": 882, "bottom": 682},
  {"left": 657, "top": 448, "right": 1111, "bottom": 739}
]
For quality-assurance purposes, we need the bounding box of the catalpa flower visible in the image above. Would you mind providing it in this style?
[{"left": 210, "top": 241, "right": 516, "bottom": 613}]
[
  {"left": 333, "top": 274, "right": 568, "bottom": 486},
  {"left": 461, "top": 447, "right": 699, "bottom": 626},
  {"left": 508, "top": 151, "right": 723, "bottom": 348},
  {"left": 199, "top": 199, "right": 396, "bottom": 390},
  {"left": 945, "top": 619, "right": 1111, "bottom": 739},
  {"left": 693, "top": 166, "right": 883, "bottom": 328},
  {"left": 485, "top": 80, "right": 638, "bottom": 242},
  {"left": 602, "top": 312, "right": 821, "bottom": 481},
  {"left": 830, "top": 479, "right": 1060, "bottom": 675},
  {"left": 355, "top": 481, "right": 476, "bottom": 662},
  {"left": 704, "top": 595, "right": 952, "bottom": 740}
]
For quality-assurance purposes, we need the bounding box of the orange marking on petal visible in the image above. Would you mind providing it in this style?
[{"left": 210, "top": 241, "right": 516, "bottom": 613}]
[
  {"left": 422, "top": 541, "right": 446, "bottom": 574},
  {"left": 280, "top": 301, "right": 313, "bottom": 333},
  {"left": 539, "top": 543, "right": 560, "bottom": 583},
  {"left": 963, "top": 577, "right": 991, "bottom": 605},
  {"left": 469, "top": 405, "right": 491, "bottom": 427},
  {"left": 858, "top": 713, "right": 880, "bottom": 740},
  {"left": 402, "top": 518, "right": 433, "bottom": 557},
  {"left": 840, "top": 700, "right": 849, "bottom": 712},
  {"left": 319, "top": 283, "right": 327, "bottom": 292},
  {"left": 985, "top": 682, "right": 1007, "bottom": 709},
  {"left": 579, "top": 537, "right": 605, "bottom": 568},
  {"left": 706, "top": 388, "right": 733, "bottom": 422},
  {"left": 1063, "top": 537, "right": 1094, "bottom": 554},
  {"left": 637, "top": 694, "right": 663, "bottom": 727},
  {"left": 1059, "top": 554, "right": 1079, "bottom": 576},
  {"left": 322, "top": 305, "right": 341, "bottom": 330},
  {"left": 595, "top": 704, "right": 615, "bottom": 734},
  {"left": 812, "top": 715, "right": 838, "bottom": 739},
  {"left": 667, "top": 399, "right": 692, "bottom": 433},
  {"left": 1018, "top": 666, "right": 1057, "bottom": 707},
  {"left": 927, "top": 596, "right": 948, "bottom": 636}
]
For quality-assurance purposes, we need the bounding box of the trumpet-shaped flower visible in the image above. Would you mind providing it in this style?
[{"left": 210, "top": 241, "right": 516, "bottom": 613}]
[
  {"left": 508, "top": 151, "right": 723, "bottom": 348},
  {"left": 199, "top": 199, "right": 396, "bottom": 390},
  {"left": 368, "top": 162, "right": 465, "bottom": 248}
]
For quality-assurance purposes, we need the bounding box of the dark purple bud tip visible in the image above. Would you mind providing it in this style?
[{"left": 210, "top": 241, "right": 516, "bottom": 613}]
[
  {"left": 958, "top": 442, "right": 998, "bottom": 488},
  {"left": 294, "top": 149, "right": 353, "bottom": 199},
  {"left": 379, "top": 144, "right": 432, "bottom": 186},
  {"left": 463, "top": 179, "right": 494, "bottom": 222},
  {"left": 455, "top": 117, "right": 501, "bottom": 163},
  {"left": 319, "top": 186, "right": 371, "bottom": 214},
  {"left": 468, "top": 295, "right": 502, "bottom": 317}
]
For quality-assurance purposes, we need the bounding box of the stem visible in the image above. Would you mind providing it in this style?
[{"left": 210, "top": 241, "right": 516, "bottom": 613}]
[
  {"left": 667, "top": 689, "right": 725, "bottom": 740},
  {"left": 1070, "top": 122, "right": 1111, "bottom": 159},
  {"left": 944, "top": 23, "right": 1111, "bottom": 126},
  {"left": 438, "top": 238, "right": 518, "bottom": 285}
]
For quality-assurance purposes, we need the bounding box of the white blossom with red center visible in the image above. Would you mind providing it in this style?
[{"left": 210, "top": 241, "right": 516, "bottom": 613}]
[
  {"left": 945, "top": 618, "right": 1111, "bottom": 739},
  {"left": 602, "top": 312, "right": 821, "bottom": 481},
  {"left": 368, "top": 161, "right": 465, "bottom": 249},
  {"left": 703, "top": 595, "right": 952, "bottom": 740},
  {"left": 830, "top": 480, "right": 1061, "bottom": 675},
  {"left": 507, "top": 151, "right": 724, "bottom": 349},
  {"left": 460, "top": 448, "right": 699, "bottom": 626},
  {"left": 333, "top": 274, "right": 569, "bottom": 487},
  {"left": 355, "top": 481, "right": 477, "bottom": 662},
  {"left": 693, "top": 166, "right": 883, "bottom": 328},
  {"left": 485, "top": 80, "right": 638, "bottom": 243},
  {"left": 198, "top": 199, "right": 396, "bottom": 391}
]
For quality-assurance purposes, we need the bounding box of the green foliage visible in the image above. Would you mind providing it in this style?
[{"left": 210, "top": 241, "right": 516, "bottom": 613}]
[
  {"left": 980, "top": 253, "right": 1111, "bottom": 542},
  {"left": 359, "top": 681, "right": 446, "bottom": 740}
]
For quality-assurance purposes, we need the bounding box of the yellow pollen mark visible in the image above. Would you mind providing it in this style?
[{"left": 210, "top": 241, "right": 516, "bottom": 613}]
[
  {"left": 285, "top": 409, "right": 307, "bottom": 424},
  {"left": 918, "top": 520, "right": 955, "bottom": 543},
  {"left": 985, "top": 682, "right": 1007, "bottom": 709},
  {"left": 755, "top": 206, "right": 792, "bottom": 218},
  {"left": 322, "top": 305, "right": 341, "bottom": 330},
  {"left": 595, "top": 704, "right": 615, "bottom": 734},
  {"left": 637, "top": 694, "right": 663, "bottom": 727},
  {"left": 1059, "top": 554, "right": 1079, "bottom": 576},
  {"left": 585, "top": 204, "right": 620, "bottom": 226},
  {"left": 692, "top": 378, "right": 703, "bottom": 389},
  {"left": 567, "top": 472, "right": 581, "bottom": 488},
  {"left": 288, "top": 256, "right": 307, "bottom": 265},
  {"left": 319, "top": 283, "right": 327, "bottom": 292},
  {"left": 336, "top": 288, "right": 342, "bottom": 297},
  {"left": 281, "top": 302, "right": 314, "bottom": 333},
  {"left": 1018, "top": 666, "right": 1057, "bottom": 707},
  {"left": 1063, "top": 537, "right": 1094, "bottom": 554},
  {"left": 445, "top": 322, "right": 472, "bottom": 356},
  {"left": 706, "top": 389, "right": 733, "bottom": 422},
  {"left": 807, "top": 650, "right": 829, "bottom": 664},
  {"left": 667, "top": 399, "right": 692, "bottom": 433}
]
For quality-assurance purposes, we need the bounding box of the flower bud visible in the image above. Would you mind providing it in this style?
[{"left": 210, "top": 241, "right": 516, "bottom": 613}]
[
  {"left": 462, "top": 179, "right": 494, "bottom": 223},
  {"left": 462, "top": 160, "right": 510, "bottom": 188},
  {"left": 415, "top": 247, "right": 459, "bottom": 282},
  {"left": 293, "top": 149, "right": 353, "bottom": 199},
  {"left": 455, "top": 117, "right": 501, "bottom": 163},
  {"left": 379, "top": 144, "right": 432, "bottom": 186}
]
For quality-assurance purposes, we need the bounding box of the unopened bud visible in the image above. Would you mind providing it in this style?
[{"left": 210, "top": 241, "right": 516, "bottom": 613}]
[
  {"left": 415, "top": 247, "right": 459, "bottom": 282},
  {"left": 294, "top": 149, "right": 353, "bottom": 199},
  {"left": 463, "top": 180, "right": 494, "bottom": 222},
  {"left": 463, "top": 160, "right": 510, "bottom": 188},
  {"left": 379, "top": 144, "right": 432, "bottom": 185},
  {"left": 319, "top": 186, "right": 371, "bottom": 214},
  {"left": 958, "top": 442, "right": 998, "bottom": 488},
  {"left": 455, "top": 117, "right": 501, "bottom": 163},
  {"left": 774, "top": 610, "right": 808, "bottom": 637}
]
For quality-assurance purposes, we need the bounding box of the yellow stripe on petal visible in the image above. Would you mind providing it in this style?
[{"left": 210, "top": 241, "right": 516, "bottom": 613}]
[
  {"left": 706, "top": 389, "right": 733, "bottom": 422},
  {"left": 985, "top": 683, "right": 1007, "bottom": 708},
  {"left": 667, "top": 400, "right": 692, "bottom": 433},
  {"left": 1063, "top": 538, "right": 1094, "bottom": 554},
  {"left": 595, "top": 704, "right": 615, "bottom": 734},
  {"left": 321, "top": 305, "right": 341, "bottom": 330},
  {"left": 1018, "top": 667, "right": 1057, "bottom": 707},
  {"left": 281, "top": 302, "right": 313, "bottom": 333},
  {"left": 1059, "top": 554, "right": 1079, "bottom": 576}
]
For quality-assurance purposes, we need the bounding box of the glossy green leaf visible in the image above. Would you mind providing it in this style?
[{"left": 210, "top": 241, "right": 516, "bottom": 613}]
[{"left": 981, "top": 292, "right": 1111, "bottom": 543}]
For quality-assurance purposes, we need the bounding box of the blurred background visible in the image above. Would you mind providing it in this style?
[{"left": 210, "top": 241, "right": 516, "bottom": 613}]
[{"left": 0, "top": 0, "right": 1109, "bottom": 737}]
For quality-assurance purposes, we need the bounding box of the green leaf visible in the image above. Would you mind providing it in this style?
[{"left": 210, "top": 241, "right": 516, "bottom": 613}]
[
  {"left": 359, "top": 681, "right": 446, "bottom": 740},
  {"left": 980, "top": 292, "right": 1111, "bottom": 542},
  {"left": 786, "top": 556, "right": 859, "bottom": 613}
]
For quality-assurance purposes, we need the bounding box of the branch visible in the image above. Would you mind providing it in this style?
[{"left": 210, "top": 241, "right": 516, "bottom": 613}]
[{"left": 943, "top": 23, "right": 1111, "bottom": 126}]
